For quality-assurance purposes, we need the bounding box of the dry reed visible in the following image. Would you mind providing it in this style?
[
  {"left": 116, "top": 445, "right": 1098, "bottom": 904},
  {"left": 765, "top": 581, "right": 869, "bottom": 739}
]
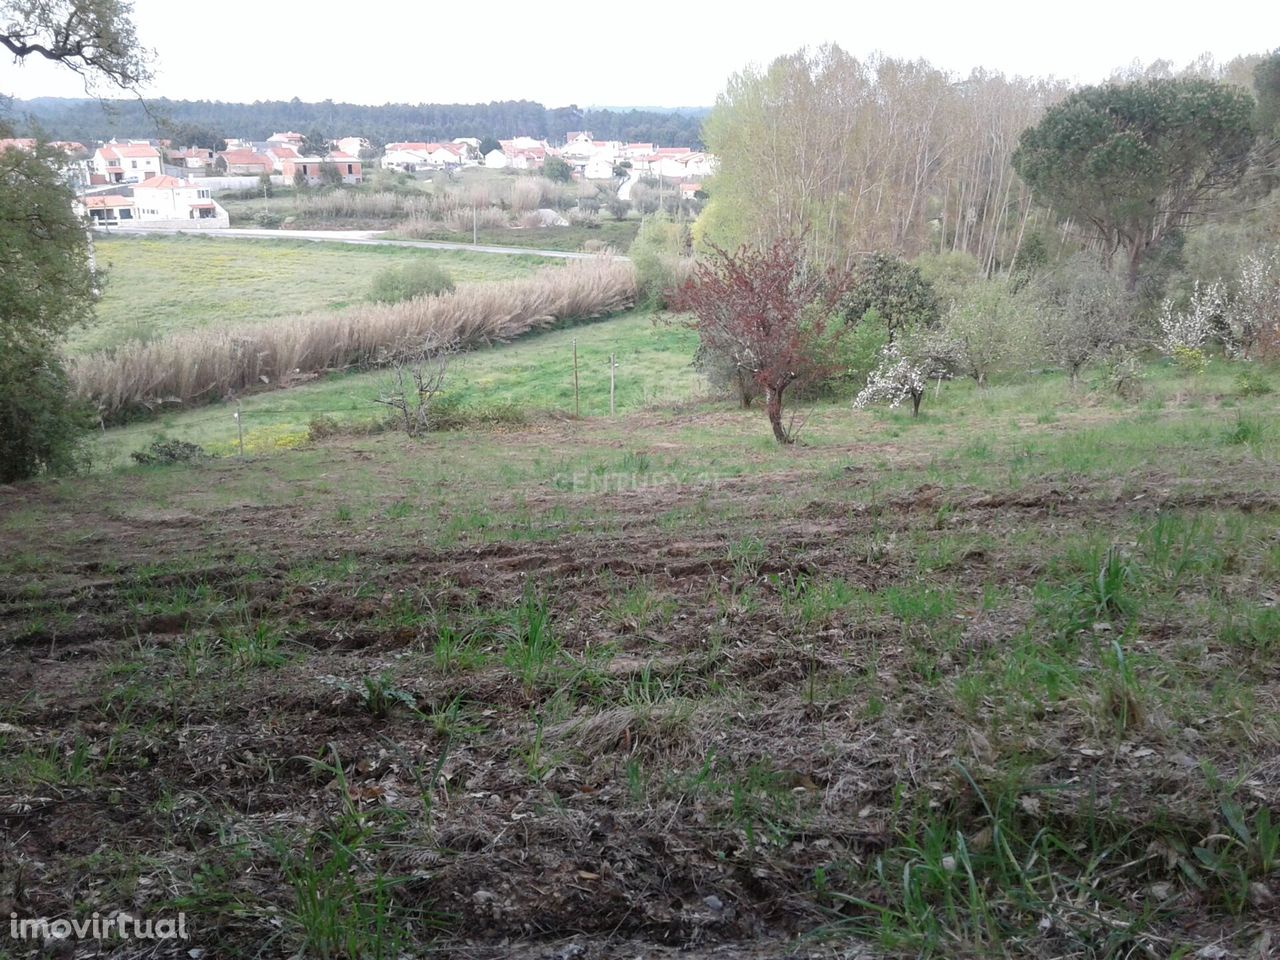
[{"left": 74, "top": 259, "right": 637, "bottom": 419}]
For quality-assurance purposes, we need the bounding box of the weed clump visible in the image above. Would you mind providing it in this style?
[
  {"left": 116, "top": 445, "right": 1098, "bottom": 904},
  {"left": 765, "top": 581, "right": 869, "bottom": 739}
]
[{"left": 130, "top": 438, "right": 207, "bottom": 465}]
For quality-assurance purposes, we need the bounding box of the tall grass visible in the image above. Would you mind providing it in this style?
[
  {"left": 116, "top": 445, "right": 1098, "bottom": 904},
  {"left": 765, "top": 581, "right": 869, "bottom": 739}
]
[
  {"left": 73, "top": 259, "right": 636, "bottom": 421},
  {"left": 290, "top": 190, "right": 433, "bottom": 220}
]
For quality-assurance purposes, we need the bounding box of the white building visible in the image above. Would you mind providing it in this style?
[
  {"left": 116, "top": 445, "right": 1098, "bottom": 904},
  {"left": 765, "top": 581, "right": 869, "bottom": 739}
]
[
  {"left": 584, "top": 155, "right": 618, "bottom": 180},
  {"left": 131, "top": 175, "right": 229, "bottom": 226},
  {"left": 335, "top": 136, "right": 369, "bottom": 156},
  {"left": 92, "top": 143, "right": 162, "bottom": 183}
]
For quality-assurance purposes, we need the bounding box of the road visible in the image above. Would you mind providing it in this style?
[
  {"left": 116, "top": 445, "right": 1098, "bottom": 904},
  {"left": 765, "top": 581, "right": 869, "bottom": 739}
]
[{"left": 92, "top": 225, "right": 628, "bottom": 261}]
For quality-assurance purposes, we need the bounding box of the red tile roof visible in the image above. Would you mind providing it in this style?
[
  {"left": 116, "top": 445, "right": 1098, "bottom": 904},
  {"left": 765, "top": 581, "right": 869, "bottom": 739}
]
[
  {"left": 98, "top": 143, "right": 160, "bottom": 160},
  {"left": 135, "top": 175, "right": 187, "bottom": 189},
  {"left": 84, "top": 195, "right": 136, "bottom": 208},
  {"left": 218, "top": 150, "right": 273, "bottom": 168}
]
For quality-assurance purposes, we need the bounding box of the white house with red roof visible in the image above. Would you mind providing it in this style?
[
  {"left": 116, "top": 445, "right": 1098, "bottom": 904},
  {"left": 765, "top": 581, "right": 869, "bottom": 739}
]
[
  {"left": 92, "top": 142, "right": 162, "bottom": 183},
  {"left": 381, "top": 142, "right": 468, "bottom": 171},
  {"left": 132, "top": 175, "right": 229, "bottom": 226},
  {"left": 583, "top": 155, "right": 619, "bottom": 180},
  {"left": 82, "top": 194, "right": 137, "bottom": 225},
  {"left": 264, "top": 144, "right": 300, "bottom": 172}
]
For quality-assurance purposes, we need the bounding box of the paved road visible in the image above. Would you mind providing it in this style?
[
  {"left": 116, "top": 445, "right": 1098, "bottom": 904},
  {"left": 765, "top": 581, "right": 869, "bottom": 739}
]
[{"left": 92, "top": 225, "right": 628, "bottom": 261}]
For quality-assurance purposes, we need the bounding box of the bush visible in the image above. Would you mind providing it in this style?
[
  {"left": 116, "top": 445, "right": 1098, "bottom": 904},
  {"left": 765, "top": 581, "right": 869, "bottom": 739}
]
[
  {"left": 130, "top": 438, "right": 207, "bottom": 465},
  {"left": 943, "top": 280, "right": 1025, "bottom": 384},
  {"left": 1235, "top": 367, "right": 1273, "bottom": 397},
  {"left": 369, "top": 261, "right": 456, "bottom": 304},
  {"left": 255, "top": 210, "right": 284, "bottom": 229},
  {"left": 629, "top": 214, "right": 690, "bottom": 308},
  {"left": 1027, "top": 255, "right": 1135, "bottom": 384},
  {"left": 843, "top": 254, "right": 940, "bottom": 338},
  {"left": 542, "top": 155, "right": 573, "bottom": 183},
  {"left": 0, "top": 346, "right": 91, "bottom": 483}
]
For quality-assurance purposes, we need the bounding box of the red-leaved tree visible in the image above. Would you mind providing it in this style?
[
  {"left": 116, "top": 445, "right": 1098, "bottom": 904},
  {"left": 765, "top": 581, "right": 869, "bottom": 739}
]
[{"left": 676, "top": 236, "right": 853, "bottom": 444}]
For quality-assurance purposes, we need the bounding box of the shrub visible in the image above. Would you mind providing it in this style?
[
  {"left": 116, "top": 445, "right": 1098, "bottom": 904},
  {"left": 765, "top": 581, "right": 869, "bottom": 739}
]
[
  {"left": 943, "top": 280, "right": 1024, "bottom": 385},
  {"left": 1100, "top": 351, "right": 1146, "bottom": 401},
  {"left": 255, "top": 210, "right": 284, "bottom": 229},
  {"left": 630, "top": 182, "right": 660, "bottom": 215},
  {"left": 629, "top": 214, "right": 690, "bottom": 308},
  {"left": 1157, "top": 281, "right": 1220, "bottom": 362},
  {"left": 542, "top": 155, "right": 573, "bottom": 183},
  {"left": 1229, "top": 246, "right": 1280, "bottom": 359},
  {"left": 1171, "top": 345, "right": 1209, "bottom": 376},
  {"left": 368, "top": 261, "right": 456, "bottom": 304},
  {"left": 1028, "top": 255, "right": 1135, "bottom": 384},
  {"left": 607, "top": 197, "right": 631, "bottom": 220},
  {"left": 843, "top": 254, "right": 940, "bottom": 339},
  {"left": 130, "top": 438, "right": 207, "bottom": 465},
  {"left": 1235, "top": 367, "right": 1273, "bottom": 397},
  {"left": 0, "top": 346, "right": 91, "bottom": 483}
]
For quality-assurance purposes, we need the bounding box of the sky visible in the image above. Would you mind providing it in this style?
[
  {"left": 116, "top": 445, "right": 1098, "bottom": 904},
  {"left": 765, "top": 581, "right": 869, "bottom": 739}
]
[{"left": 2, "top": 0, "right": 1277, "bottom": 106}]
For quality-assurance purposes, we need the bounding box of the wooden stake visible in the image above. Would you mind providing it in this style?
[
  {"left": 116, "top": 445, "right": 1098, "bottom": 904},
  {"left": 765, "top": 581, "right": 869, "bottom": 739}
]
[
  {"left": 235, "top": 400, "right": 245, "bottom": 458},
  {"left": 609, "top": 353, "right": 616, "bottom": 416},
  {"left": 572, "top": 339, "right": 579, "bottom": 418}
]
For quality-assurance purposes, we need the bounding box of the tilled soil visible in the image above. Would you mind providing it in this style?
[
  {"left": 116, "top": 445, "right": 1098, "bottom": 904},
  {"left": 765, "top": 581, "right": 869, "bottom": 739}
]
[{"left": 2, "top": 435, "right": 1279, "bottom": 959}]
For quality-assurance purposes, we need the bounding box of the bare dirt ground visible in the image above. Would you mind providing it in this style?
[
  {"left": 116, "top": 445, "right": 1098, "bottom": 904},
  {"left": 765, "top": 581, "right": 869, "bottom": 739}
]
[{"left": 2, "top": 406, "right": 1279, "bottom": 958}]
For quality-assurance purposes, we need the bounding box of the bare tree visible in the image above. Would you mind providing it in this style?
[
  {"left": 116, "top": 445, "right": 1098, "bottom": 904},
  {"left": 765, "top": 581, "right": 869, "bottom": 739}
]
[{"left": 374, "top": 341, "right": 455, "bottom": 435}]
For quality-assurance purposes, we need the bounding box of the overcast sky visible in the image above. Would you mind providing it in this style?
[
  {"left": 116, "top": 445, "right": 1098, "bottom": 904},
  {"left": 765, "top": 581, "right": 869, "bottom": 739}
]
[{"left": 3, "top": 0, "right": 1276, "bottom": 106}]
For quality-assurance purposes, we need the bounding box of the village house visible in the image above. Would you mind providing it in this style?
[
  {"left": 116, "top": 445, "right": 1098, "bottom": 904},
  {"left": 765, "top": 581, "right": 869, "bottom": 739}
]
[
  {"left": 267, "top": 131, "right": 305, "bottom": 147},
  {"left": 334, "top": 136, "right": 369, "bottom": 157},
  {"left": 92, "top": 142, "right": 162, "bottom": 183},
  {"left": 166, "top": 146, "right": 215, "bottom": 171},
  {"left": 485, "top": 145, "right": 549, "bottom": 170},
  {"left": 263, "top": 144, "right": 300, "bottom": 172},
  {"left": 216, "top": 149, "right": 274, "bottom": 176},
  {"left": 583, "top": 154, "right": 619, "bottom": 180},
  {"left": 381, "top": 142, "right": 468, "bottom": 171},
  {"left": 283, "top": 151, "right": 363, "bottom": 185},
  {"left": 132, "top": 175, "right": 229, "bottom": 226},
  {"left": 82, "top": 194, "right": 137, "bottom": 225}
]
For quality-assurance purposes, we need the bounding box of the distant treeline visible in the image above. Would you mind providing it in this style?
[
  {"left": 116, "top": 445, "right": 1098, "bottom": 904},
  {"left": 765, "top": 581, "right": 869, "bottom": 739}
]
[{"left": 13, "top": 97, "right": 709, "bottom": 148}]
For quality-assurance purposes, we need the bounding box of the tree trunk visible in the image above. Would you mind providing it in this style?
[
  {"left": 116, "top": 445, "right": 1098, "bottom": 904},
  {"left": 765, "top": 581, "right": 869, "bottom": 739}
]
[
  {"left": 765, "top": 387, "right": 792, "bottom": 444},
  {"left": 911, "top": 390, "right": 923, "bottom": 418},
  {"left": 1125, "top": 243, "right": 1144, "bottom": 291}
]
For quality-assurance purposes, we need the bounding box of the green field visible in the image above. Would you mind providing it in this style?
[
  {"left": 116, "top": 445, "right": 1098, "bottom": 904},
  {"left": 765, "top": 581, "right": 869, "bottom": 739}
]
[
  {"left": 391, "top": 219, "right": 641, "bottom": 253},
  {"left": 79, "top": 234, "right": 557, "bottom": 354},
  {"left": 92, "top": 309, "right": 703, "bottom": 467}
]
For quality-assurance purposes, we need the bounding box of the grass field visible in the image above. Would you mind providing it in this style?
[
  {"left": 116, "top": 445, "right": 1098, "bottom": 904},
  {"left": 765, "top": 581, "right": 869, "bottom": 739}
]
[
  {"left": 392, "top": 219, "right": 641, "bottom": 253},
  {"left": 2, "top": 356, "right": 1278, "bottom": 958},
  {"left": 90, "top": 309, "right": 702, "bottom": 468},
  {"left": 79, "top": 234, "right": 557, "bottom": 354}
]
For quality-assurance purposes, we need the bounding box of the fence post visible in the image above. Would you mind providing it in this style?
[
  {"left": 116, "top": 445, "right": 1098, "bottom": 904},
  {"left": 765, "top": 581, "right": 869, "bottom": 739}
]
[
  {"left": 573, "top": 338, "right": 579, "bottom": 418},
  {"left": 610, "top": 353, "right": 616, "bottom": 416},
  {"left": 235, "top": 400, "right": 245, "bottom": 458}
]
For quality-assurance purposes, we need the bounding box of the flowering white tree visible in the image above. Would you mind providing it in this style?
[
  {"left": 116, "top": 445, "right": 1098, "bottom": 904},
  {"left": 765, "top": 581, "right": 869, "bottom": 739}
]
[
  {"left": 1157, "top": 280, "right": 1222, "bottom": 355},
  {"left": 1228, "top": 248, "right": 1280, "bottom": 359},
  {"left": 854, "top": 329, "right": 957, "bottom": 417}
]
